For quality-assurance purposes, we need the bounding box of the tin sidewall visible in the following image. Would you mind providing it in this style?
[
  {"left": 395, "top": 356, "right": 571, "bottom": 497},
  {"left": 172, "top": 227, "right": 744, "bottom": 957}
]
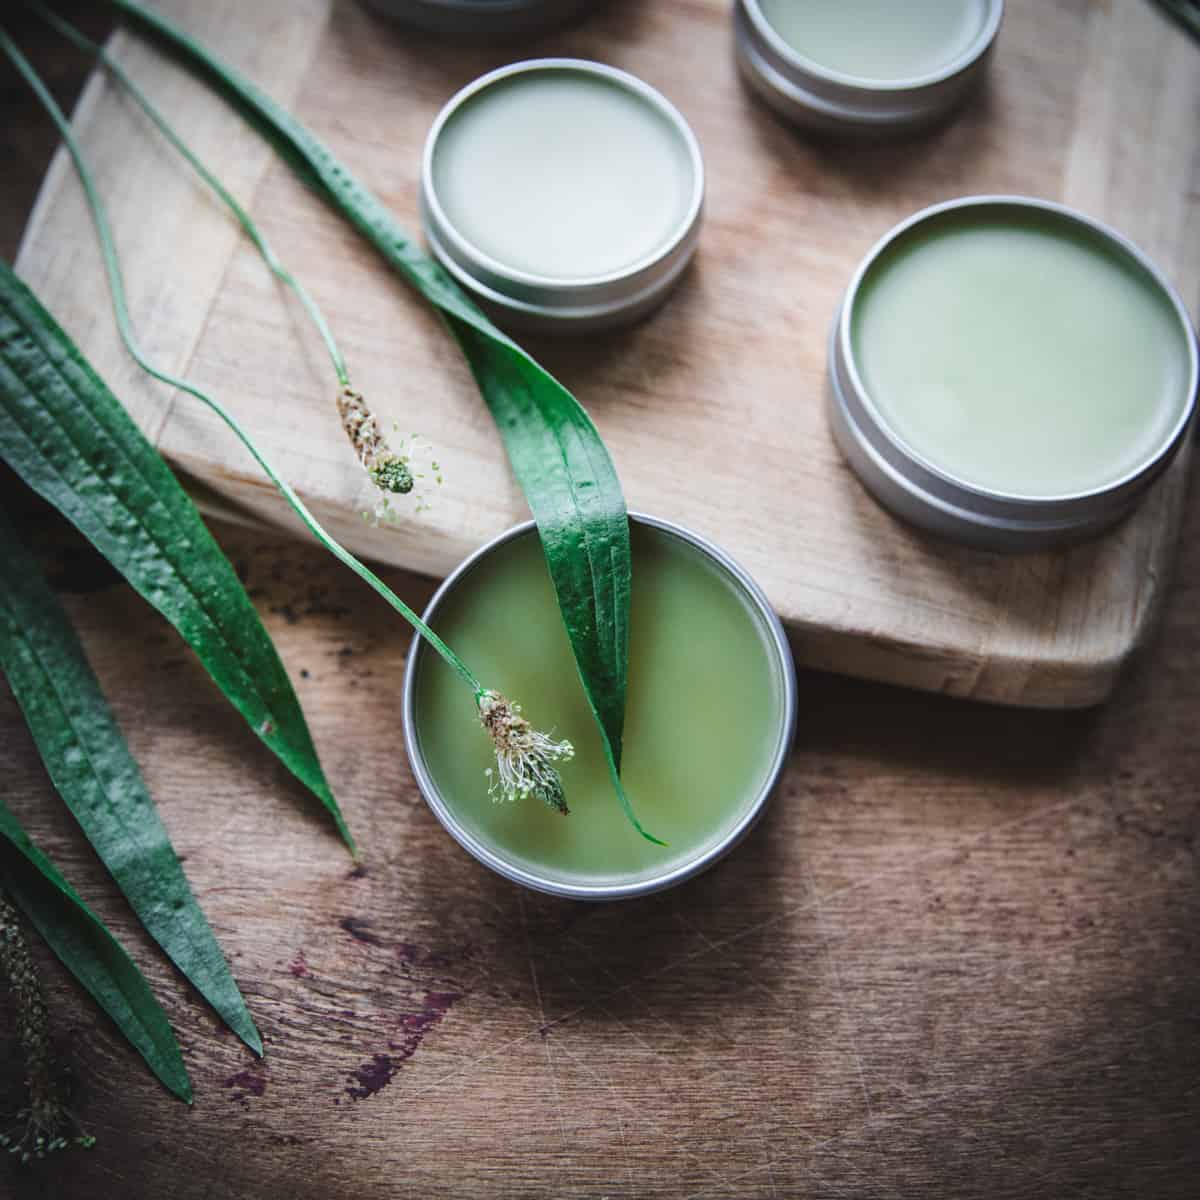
[{"left": 361, "top": 0, "right": 602, "bottom": 36}]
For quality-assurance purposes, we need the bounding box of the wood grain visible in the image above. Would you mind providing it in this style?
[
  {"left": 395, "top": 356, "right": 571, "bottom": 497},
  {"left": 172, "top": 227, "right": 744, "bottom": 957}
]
[
  {"left": 13, "top": 0, "right": 1200, "bottom": 709},
  {"left": 1, "top": 5, "right": 1199, "bottom": 1199}
]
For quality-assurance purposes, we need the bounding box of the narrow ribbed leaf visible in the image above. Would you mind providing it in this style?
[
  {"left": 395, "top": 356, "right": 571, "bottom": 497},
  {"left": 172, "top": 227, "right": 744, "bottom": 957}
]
[
  {"left": 0, "top": 259, "right": 353, "bottom": 851},
  {"left": 0, "top": 506, "right": 261, "bottom": 1054},
  {"left": 114, "top": 0, "right": 657, "bottom": 840},
  {"left": 0, "top": 798, "right": 191, "bottom": 1101},
  {"left": 1152, "top": 0, "right": 1200, "bottom": 40}
]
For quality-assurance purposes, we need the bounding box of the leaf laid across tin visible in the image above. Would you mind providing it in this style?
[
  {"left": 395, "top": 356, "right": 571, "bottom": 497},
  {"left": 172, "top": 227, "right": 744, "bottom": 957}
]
[
  {"left": 0, "top": 259, "right": 353, "bottom": 852},
  {"left": 0, "top": 796, "right": 191, "bottom": 1102},
  {"left": 0, "top": 506, "right": 261, "bottom": 1055},
  {"left": 113, "top": 0, "right": 657, "bottom": 841}
]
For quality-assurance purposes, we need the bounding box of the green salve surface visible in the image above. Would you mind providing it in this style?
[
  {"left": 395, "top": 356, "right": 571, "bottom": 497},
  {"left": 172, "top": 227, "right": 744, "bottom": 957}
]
[
  {"left": 432, "top": 68, "right": 694, "bottom": 281},
  {"left": 759, "top": 0, "right": 988, "bottom": 83},
  {"left": 413, "top": 525, "right": 786, "bottom": 890},
  {"left": 850, "top": 206, "right": 1193, "bottom": 498}
]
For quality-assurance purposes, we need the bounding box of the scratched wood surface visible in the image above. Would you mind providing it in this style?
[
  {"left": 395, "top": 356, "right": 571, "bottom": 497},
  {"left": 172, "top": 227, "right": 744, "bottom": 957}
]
[
  {"left": 2, "top": 5, "right": 1200, "bottom": 1200},
  {"left": 12, "top": 0, "right": 1200, "bottom": 709}
]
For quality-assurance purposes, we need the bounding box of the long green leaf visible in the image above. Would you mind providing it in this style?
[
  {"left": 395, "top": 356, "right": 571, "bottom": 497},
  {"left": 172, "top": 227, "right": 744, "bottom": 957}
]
[
  {"left": 0, "top": 259, "right": 353, "bottom": 852},
  {"left": 0, "top": 798, "right": 191, "bottom": 1101},
  {"left": 112, "top": 0, "right": 657, "bottom": 841},
  {"left": 0, "top": 506, "right": 261, "bottom": 1054},
  {"left": 1151, "top": 0, "right": 1200, "bottom": 40}
]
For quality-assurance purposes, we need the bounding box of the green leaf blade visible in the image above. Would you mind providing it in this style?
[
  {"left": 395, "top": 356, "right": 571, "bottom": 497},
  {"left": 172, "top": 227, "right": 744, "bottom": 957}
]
[
  {"left": 114, "top": 0, "right": 651, "bottom": 829},
  {"left": 0, "top": 800, "right": 192, "bottom": 1102},
  {"left": 0, "top": 506, "right": 261, "bottom": 1054},
  {"left": 0, "top": 260, "right": 352, "bottom": 852},
  {"left": 451, "top": 326, "right": 631, "bottom": 768}
]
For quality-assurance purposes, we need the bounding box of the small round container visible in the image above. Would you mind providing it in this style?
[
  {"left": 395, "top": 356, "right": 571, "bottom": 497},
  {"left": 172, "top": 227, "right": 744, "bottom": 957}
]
[
  {"left": 734, "top": 0, "right": 1004, "bottom": 135},
  {"left": 402, "top": 514, "right": 797, "bottom": 900},
  {"left": 421, "top": 59, "right": 704, "bottom": 333},
  {"left": 827, "top": 196, "right": 1199, "bottom": 552},
  {"left": 360, "top": 0, "right": 602, "bottom": 37}
]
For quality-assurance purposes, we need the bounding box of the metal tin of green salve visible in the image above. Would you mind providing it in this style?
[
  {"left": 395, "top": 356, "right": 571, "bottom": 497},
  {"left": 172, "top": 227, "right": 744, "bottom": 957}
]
[
  {"left": 734, "top": 0, "right": 1004, "bottom": 135},
  {"left": 360, "top": 0, "right": 602, "bottom": 36},
  {"left": 420, "top": 59, "right": 704, "bottom": 333},
  {"left": 401, "top": 514, "right": 798, "bottom": 901},
  {"left": 827, "top": 196, "right": 1199, "bottom": 552}
]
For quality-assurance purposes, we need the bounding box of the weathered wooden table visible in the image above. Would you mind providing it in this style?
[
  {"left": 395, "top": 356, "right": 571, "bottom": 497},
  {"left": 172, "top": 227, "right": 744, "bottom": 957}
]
[{"left": 2, "top": 4, "right": 1198, "bottom": 1198}]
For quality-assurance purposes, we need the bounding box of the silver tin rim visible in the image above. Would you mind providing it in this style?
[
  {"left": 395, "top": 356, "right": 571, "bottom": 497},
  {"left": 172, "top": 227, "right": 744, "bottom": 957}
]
[
  {"left": 401, "top": 513, "right": 798, "bottom": 901},
  {"left": 360, "top": 0, "right": 602, "bottom": 37},
  {"left": 421, "top": 59, "right": 705, "bottom": 332},
  {"left": 734, "top": 0, "right": 1004, "bottom": 134},
  {"left": 828, "top": 195, "right": 1200, "bottom": 551}
]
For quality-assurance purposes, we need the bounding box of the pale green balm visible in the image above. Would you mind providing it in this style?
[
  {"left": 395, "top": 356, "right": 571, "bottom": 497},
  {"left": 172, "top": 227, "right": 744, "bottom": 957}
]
[
  {"left": 431, "top": 69, "right": 694, "bottom": 280},
  {"left": 851, "top": 208, "right": 1193, "bottom": 498},
  {"left": 760, "top": 0, "right": 988, "bottom": 83},
  {"left": 413, "top": 527, "right": 785, "bottom": 890}
]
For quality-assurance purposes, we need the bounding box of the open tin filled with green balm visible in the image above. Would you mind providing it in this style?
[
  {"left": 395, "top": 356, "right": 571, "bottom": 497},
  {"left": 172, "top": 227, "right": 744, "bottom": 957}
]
[
  {"left": 403, "top": 516, "right": 797, "bottom": 900},
  {"left": 829, "top": 197, "right": 1199, "bottom": 551},
  {"left": 735, "top": 0, "right": 1003, "bottom": 134},
  {"left": 421, "top": 59, "right": 704, "bottom": 332}
]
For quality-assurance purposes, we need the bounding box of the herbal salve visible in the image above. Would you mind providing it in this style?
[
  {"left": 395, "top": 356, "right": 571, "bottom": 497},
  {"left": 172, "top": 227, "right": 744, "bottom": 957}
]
[
  {"left": 829, "top": 198, "right": 1197, "bottom": 549},
  {"left": 407, "top": 521, "right": 793, "bottom": 898},
  {"left": 734, "top": 0, "right": 1001, "bottom": 134},
  {"left": 758, "top": 0, "right": 990, "bottom": 83},
  {"left": 422, "top": 60, "right": 704, "bottom": 331},
  {"left": 432, "top": 69, "right": 690, "bottom": 278}
]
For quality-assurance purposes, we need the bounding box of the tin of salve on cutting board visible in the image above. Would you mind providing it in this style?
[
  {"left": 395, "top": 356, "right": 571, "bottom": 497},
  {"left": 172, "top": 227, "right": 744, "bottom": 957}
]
[
  {"left": 734, "top": 0, "right": 1004, "bottom": 135},
  {"left": 420, "top": 58, "right": 704, "bottom": 333},
  {"left": 361, "top": 0, "right": 603, "bottom": 36},
  {"left": 827, "top": 196, "right": 1199, "bottom": 551}
]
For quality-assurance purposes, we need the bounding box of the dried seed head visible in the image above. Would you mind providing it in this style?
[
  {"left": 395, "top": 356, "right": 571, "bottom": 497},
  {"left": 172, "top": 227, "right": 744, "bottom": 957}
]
[
  {"left": 477, "top": 690, "right": 573, "bottom": 814},
  {"left": 336, "top": 385, "right": 386, "bottom": 472},
  {"left": 338, "top": 385, "right": 443, "bottom": 522},
  {"left": 0, "top": 891, "right": 94, "bottom": 1162},
  {"left": 337, "top": 385, "right": 433, "bottom": 501}
]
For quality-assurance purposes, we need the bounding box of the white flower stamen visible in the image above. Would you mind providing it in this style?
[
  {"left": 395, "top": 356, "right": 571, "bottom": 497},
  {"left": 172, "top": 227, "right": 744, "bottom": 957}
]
[{"left": 476, "top": 690, "right": 573, "bottom": 814}]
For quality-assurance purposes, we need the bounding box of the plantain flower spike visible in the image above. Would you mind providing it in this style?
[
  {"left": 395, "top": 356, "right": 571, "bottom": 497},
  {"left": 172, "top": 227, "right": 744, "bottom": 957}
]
[
  {"left": 337, "top": 383, "right": 415, "bottom": 495},
  {"left": 477, "top": 690, "right": 574, "bottom": 815},
  {"left": 0, "top": 891, "right": 94, "bottom": 1163}
]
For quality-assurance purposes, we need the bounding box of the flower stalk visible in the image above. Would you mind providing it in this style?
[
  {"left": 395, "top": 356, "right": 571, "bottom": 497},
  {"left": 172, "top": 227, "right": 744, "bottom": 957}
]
[
  {"left": 23, "top": 0, "right": 436, "bottom": 513},
  {"left": 1, "top": 24, "right": 568, "bottom": 815}
]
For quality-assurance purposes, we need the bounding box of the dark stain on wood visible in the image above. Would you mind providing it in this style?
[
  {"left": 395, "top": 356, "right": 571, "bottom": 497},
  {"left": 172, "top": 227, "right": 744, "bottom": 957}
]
[
  {"left": 345, "top": 990, "right": 462, "bottom": 1102},
  {"left": 339, "top": 917, "right": 384, "bottom": 946}
]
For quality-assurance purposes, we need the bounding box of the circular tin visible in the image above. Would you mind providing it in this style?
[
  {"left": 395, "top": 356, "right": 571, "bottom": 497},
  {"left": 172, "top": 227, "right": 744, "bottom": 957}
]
[
  {"left": 734, "top": 0, "right": 1004, "bottom": 135},
  {"left": 360, "top": 0, "right": 602, "bottom": 37},
  {"left": 402, "top": 513, "right": 798, "bottom": 901},
  {"left": 827, "top": 196, "right": 1199, "bottom": 552},
  {"left": 421, "top": 59, "right": 704, "bottom": 333}
]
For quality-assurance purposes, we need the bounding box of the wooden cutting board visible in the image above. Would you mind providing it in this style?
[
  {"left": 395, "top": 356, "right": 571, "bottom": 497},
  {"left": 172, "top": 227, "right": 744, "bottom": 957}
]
[{"left": 14, "top": 0, "right": 1200, "bottom": 708}]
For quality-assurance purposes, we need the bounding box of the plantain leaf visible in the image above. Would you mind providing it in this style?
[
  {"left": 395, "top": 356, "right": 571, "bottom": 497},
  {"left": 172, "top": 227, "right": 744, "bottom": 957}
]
[
  {"left": 113, "top": 0, "right": 657, "bottom": 839},
  {"left": 0, "top": 258, "right": 353, "bottom": 851},
  {"left": 0, "top": 797, "right": 191, "bottom": 1101},
  {"left": 0, "top": 504, "right": 261, "bottom": 1054},
  {"left": 1150, "top": 0, "right": 1200, "bottom": 40}
]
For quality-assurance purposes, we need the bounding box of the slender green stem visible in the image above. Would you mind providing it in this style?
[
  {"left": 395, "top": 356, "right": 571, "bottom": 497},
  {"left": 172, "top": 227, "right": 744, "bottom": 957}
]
[
  {"left": 0, "top": 28, "right": 480, "bottom": 696},
  {"left": 23, "top": 0, "right": 349, "bottom": 386}
]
